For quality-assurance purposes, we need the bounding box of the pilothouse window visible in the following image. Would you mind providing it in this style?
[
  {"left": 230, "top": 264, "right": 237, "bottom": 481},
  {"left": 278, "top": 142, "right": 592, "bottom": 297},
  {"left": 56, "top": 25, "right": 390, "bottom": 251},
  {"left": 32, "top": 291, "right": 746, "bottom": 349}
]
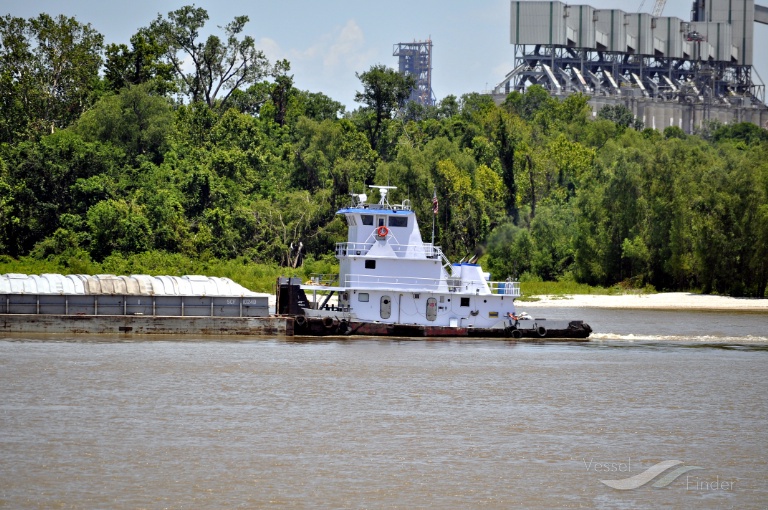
[
  {"left": 388, "top": 216, "right": 407, "bottom": 228},
  {"left": 361, "top": 215, "right": 373, "bottom": 225}
]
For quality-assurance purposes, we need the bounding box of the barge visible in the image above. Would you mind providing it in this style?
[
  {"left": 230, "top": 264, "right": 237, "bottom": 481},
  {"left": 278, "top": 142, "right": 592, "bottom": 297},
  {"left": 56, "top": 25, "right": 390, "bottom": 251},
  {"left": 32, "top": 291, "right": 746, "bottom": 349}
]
[{"left": 0, "top": 273, "right": 285, "bottom": 336}]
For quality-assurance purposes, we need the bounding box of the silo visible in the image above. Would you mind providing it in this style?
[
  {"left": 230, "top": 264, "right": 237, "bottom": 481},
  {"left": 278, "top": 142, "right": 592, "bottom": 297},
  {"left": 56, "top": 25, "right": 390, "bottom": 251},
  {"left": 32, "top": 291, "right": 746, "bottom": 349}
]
[
  {"left": 595, "top": 9, "right": 627, "bottom": 51},
  {"left": 565, "top": 4, "right": 597, "bottom": 49},
  {"left": 625, "top": 13, "right": 654, "bottom": 55},
  {"left": 692, "top": 0, "right": 753, "bottom": 65},
  {"left": 652, "top": 16, "right": 686, "bottom": 58},
  {"left": 510, "top": 0, "right": 568, "bottom": 46}
]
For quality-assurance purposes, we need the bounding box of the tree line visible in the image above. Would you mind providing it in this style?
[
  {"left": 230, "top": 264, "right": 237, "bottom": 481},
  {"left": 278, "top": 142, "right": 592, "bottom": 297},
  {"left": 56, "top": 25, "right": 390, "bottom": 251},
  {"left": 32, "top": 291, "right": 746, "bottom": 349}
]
[{"left": 1, "top": 7, "right": 767, "bottom": 296}]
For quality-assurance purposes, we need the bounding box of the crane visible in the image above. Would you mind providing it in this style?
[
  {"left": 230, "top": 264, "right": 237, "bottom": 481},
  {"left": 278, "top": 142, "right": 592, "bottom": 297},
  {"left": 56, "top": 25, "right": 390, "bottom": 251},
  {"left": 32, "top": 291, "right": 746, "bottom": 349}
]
[{"left": 638, "top": 0, "right": 667, "bottom": 17}]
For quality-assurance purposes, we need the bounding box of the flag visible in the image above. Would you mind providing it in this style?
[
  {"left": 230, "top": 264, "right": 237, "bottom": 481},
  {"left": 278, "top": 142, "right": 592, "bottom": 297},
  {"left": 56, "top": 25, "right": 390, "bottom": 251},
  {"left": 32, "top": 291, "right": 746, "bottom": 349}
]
[{"left": 432, "top": 190, "right": 438, "bottom": 215}]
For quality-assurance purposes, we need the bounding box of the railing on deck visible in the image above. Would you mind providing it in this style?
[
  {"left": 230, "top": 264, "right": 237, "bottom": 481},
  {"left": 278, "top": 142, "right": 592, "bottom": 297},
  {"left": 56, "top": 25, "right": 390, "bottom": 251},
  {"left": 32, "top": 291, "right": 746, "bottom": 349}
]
[
  {"left": 306, "top": 274, "right": 339, "bottom": 286},
  {"left": 488, "top": 281, "right": 522, "bottom": 297},
  {"left": 303, "top": 274, "right": 522, "bottom": 296},
  {"left": 336, "top": 242, "right": 446, "bottom": 259},
  {"left": 344, "top": 274, "right": 443, "bottom": 291}
]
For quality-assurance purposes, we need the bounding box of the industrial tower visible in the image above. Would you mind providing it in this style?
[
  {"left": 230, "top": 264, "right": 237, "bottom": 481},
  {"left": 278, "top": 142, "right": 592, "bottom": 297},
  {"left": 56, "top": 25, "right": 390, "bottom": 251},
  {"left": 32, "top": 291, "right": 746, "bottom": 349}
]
[{"left": 393, "top": 39, "right": 436, "bottom": 106}]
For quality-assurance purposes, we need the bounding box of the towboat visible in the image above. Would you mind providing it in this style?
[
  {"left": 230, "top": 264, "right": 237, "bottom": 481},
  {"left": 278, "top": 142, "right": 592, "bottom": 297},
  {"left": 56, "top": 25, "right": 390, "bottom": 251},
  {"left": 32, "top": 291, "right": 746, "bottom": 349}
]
[{"left": 277, "top": 186, "right": 591, "bottom": 339}]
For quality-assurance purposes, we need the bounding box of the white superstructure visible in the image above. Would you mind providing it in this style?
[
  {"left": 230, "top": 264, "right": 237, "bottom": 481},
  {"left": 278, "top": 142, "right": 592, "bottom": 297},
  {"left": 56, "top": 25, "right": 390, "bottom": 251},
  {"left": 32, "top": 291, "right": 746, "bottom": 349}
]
[{"left": 301, "top": 186, "right": 521, "bottom": 329}]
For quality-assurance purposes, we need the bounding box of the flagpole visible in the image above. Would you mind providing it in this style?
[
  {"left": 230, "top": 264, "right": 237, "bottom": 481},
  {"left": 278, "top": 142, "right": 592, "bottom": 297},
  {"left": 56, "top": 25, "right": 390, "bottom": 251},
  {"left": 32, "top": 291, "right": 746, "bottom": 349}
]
[
  {"left": 431, "top": 188, "right": 436, "bottom": 247},
  {"left": 431, "top": 207, "right": 435, "bottom": 246}
]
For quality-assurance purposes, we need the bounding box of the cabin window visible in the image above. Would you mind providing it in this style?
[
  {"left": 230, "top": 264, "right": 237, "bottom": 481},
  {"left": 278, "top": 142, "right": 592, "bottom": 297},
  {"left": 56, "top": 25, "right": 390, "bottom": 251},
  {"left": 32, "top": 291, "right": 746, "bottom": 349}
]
[
  {"left": 388, "top": 216, "right": 408, "bottom": 228},
  {"left": 358, "top": 293, "right": 369, "bottom": 302},
  {"left": 378, "top": 217, "right": 385, "bottom": 227},
  {"left": 460, "top": 297, "right": 470, "bottom": 307},
  {"left": 365, "top": 260, "right": 376, "bottom": 269},
  {"left": 361, "top": 215, "right": 373, "bottom": 225}
]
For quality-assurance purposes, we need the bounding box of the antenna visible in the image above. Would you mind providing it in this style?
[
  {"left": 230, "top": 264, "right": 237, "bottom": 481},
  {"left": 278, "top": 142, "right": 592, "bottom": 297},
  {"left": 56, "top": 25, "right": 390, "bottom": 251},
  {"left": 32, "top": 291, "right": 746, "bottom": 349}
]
[{"left": 369, "top": 185, "right": 397, "bottom": 206}]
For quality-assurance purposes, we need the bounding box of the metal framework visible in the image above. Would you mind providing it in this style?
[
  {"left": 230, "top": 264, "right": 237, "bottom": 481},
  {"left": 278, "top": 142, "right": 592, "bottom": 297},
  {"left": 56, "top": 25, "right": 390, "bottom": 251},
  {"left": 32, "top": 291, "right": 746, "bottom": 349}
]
[
  {"left": 394, "top": 39, "right": 436, "bottom": 106},
  {"left": 494, "top": 44, "right": 765, "bottom": 107}
]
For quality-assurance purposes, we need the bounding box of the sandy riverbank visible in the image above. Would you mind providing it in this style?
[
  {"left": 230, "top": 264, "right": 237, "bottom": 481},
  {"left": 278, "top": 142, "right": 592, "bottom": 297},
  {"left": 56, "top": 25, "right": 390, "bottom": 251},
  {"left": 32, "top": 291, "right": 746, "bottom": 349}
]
[{"left": 519, "top": 292, "right": 768, "bottom": 312}]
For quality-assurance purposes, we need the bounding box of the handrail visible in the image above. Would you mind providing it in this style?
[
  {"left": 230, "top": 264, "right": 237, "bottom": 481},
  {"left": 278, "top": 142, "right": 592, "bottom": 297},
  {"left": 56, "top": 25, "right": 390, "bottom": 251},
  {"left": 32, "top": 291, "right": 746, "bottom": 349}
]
[
  {"left": 336, "top": 242, "right": 447, "bottom": 260},
  {"left": 306, "top": 274, "right": 339, "bottom": 286},
  {"left": 304, "top": 273, "right": 521, "bottom": 296},
  {"left": 344, "top": 274, "right": 444, "bottom": 290},
  {"left": 488, "top": 281, "right": 522, "bottom": 297}
]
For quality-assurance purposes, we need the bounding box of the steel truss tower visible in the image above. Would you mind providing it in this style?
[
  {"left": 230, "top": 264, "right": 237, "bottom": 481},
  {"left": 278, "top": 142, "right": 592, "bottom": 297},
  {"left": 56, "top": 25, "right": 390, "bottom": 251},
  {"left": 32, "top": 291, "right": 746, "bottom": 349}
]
[{"left": 394, "top": 39, "right": 436, "bottom": 106}]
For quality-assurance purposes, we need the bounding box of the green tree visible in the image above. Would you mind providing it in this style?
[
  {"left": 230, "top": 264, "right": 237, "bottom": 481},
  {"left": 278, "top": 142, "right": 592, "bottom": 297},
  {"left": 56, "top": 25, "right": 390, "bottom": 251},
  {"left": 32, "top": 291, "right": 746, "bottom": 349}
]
[
  {"left": 294, "top": 90, "right": 345, "bottom": 121},
  {"left": 354, "top": 64, "right": 415, "bottom": 154},
  {"left": 86, "top": 199, "right": 152, "bottom": 260},
  {"left": 265, "top": 66, "right": 294, "bottom": 127},
  {"left": 73, "top": 82, "right": 173, "bottom": 163},
  {"left": 292, "top": 117, "right": 377, "bottom": 199},
  {"left": 437, "top": 95, "right": 460, "bottom": 119},
  {"left": 150, "top": 5, "right": 272, "bottom": 109},
  {"left": 0, "top": 13, "right": 103, "bottom": 140},
  {"left": 104, "top": 28, "right": 175, "bottom": 94},
  {"left": 0, "top": 15, "right": 36, "bottom": 143},
  {"left": 486, "top": 222, "right": 532, "bottom": 280},
  {"left": 4, "top": 131, "right": 123, "bottom": 256},
  {"left": 597, "top": 104, "right": 643, "bottom": 131},
  {"left": 459, "top": 92, "right": 496, "bottom": 120},
  {"left": 29, "top": 14, "right": 104, "bottom": 133},
  {"left": 502, "top": 85, "right": 556, "bottom": 122},
  {"left": 712, "top": 122, "right": 768, "bottom": 145},
  {"left": 663, "top": 125, "right": 686, "bottom": 140}
]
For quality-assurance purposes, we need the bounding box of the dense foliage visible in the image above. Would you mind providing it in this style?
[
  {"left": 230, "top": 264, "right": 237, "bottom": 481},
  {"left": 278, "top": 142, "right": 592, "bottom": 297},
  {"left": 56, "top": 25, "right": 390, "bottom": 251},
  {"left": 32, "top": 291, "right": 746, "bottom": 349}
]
[{"left": 1, "top": 7, "right": 767, "bottom": 296}]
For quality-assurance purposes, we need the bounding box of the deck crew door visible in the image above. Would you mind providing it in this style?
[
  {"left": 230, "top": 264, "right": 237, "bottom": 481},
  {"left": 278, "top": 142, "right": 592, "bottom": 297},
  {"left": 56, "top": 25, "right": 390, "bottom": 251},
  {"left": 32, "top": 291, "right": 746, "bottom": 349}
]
[
  {"left": 426, "top": 297, "right": 437, "bottom": 321},
  {"left": 380, "top": 295, "right": 392, "bottom": 319}
]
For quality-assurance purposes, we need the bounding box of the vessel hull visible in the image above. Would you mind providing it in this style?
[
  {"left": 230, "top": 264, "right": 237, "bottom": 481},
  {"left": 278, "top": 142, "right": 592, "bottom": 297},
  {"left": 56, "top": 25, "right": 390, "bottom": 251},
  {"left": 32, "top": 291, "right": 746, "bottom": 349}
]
[{"left": 292, "top": 316, "right": 591, "bottom": 340}]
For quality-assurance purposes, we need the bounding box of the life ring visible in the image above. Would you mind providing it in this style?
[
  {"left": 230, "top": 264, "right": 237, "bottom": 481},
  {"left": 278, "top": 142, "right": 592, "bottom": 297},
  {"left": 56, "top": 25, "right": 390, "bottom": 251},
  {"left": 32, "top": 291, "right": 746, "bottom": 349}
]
[
  {"left": 295, "top": 315, "right": 306, "bottom": 326},
  {"left": 376, "top": 225, "right": 389, "bottom": 237},
  {"left": 537, "top": 325, "right": 547, "bottom": 337}
]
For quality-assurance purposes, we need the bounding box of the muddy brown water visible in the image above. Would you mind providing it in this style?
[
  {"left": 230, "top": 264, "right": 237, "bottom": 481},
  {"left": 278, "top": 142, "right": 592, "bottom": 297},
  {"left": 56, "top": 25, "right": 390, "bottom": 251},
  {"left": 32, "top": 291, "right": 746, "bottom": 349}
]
[{"left": 1, "top": 308, "right": 766, "bottom": 509}]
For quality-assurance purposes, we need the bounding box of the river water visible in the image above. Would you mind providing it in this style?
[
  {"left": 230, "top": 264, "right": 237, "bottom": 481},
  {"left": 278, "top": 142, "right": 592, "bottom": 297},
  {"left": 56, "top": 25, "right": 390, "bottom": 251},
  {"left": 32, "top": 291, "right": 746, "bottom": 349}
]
[{"left": 1, "top": 309, "right": 766, "bottom": 509}]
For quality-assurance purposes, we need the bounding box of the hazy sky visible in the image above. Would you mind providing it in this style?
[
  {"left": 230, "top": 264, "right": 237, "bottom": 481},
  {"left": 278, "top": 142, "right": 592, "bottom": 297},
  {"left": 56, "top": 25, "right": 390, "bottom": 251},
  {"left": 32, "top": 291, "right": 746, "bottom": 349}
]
[{"left": 4, "top": 0, "right": 767, "bottom": 109}]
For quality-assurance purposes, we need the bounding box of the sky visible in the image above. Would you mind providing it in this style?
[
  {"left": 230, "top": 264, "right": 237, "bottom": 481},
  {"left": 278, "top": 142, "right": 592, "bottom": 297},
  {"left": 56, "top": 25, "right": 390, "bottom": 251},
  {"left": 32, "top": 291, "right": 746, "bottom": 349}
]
[{"left": 4, "top": 0, "right": 767, "bottom": 109}]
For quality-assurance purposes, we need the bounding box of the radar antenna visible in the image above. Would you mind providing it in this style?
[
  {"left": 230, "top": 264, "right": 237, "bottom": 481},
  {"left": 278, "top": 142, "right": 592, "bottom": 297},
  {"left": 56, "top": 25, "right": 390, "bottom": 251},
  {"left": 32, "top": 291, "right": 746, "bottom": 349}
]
[{"left": 369, "top": 185, "right": 397, "bottom": 206}]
